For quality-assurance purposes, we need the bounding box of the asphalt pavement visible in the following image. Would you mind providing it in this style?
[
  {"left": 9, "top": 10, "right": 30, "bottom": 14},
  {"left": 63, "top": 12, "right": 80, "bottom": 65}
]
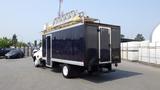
[{"left": 0, "top": 57, "right": 160, "bottom": 90}]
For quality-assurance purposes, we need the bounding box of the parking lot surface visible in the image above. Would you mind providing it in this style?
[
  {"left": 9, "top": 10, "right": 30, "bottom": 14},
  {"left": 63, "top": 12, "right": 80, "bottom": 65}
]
[{"left": 0, "top": 57, "right": 160, "bottom": 90}]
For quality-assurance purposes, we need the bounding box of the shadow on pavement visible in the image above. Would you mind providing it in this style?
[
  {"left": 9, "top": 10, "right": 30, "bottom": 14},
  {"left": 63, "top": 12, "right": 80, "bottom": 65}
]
[
  {"left": 50, "top": 67, "right": 62, "bottom": 73},
  {"left": 79, "top": 69, "right": 142, "bottom": 83}
]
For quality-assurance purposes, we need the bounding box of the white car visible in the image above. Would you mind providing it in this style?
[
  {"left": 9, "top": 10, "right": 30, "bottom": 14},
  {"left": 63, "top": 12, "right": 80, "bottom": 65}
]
[{"left": 33, "top": 47, "right": 42, "bottom": 67}]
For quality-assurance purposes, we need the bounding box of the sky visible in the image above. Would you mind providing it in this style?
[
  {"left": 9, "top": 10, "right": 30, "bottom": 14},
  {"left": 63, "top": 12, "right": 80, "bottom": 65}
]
[{"left": 0, "top": 0, "right": 160, "bottom": 42}]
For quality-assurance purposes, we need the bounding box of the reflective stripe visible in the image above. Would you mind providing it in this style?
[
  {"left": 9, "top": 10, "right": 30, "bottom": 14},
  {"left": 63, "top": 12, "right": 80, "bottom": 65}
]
[
  {"left": 99, "top": 61, "right": 111, "bottom": 64},
  {"left": 51, "top": 58, "right": 84, "bottom": 66}
]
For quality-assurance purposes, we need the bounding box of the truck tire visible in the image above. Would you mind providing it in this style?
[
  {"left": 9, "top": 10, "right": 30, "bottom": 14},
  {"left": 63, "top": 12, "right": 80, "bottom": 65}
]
[
  {"left": 33, "top": 56, "right": 36, "bottom": 62},
  {"left": 62, "top": 64, "right": 73, "bottom": 78},
  {"left": 40, "top": 59, "right": 46, "bottom": 67},
  {"left": 34, "top": 59, "right": 40, "bottom": 67}
]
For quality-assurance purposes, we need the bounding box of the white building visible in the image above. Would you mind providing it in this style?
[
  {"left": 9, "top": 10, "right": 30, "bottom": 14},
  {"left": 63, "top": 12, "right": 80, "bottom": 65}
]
[{"left": 151, "top": 24, "right": 160, "bottom": 42}]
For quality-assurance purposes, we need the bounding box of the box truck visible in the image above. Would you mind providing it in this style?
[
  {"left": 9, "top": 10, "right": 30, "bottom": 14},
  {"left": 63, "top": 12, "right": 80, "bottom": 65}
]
[{"left": 37, "top": 10, "right": 121, "bottom": 78}]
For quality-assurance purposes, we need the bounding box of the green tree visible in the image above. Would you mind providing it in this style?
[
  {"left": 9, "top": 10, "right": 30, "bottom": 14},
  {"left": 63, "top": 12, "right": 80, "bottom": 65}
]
[
  {"left": 12, "top": 34, "right": 18, "bottom": 48},
  {"left": 134, "top": 34, "right": 145, "bottom": 41},
  {"left": 17, "top": 41, "right": 27, "bottom": 48},
  {"left": 0, "top": 37, "right": 12, "bottom": 48}
]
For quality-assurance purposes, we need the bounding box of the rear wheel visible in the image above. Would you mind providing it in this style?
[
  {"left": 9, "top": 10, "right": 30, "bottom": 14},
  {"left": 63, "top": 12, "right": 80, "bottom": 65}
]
[
  {"left": 87, "top": 66, "right": 98, "bottom": 75},
  {"left": 62, "top": 64, "right": 74, "bottom": 78}
]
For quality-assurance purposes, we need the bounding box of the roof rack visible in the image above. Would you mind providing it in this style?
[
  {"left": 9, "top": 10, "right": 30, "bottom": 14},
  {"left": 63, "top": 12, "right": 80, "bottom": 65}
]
[{"left": 42, "top": 10, "right": 98, "bottom": 34}]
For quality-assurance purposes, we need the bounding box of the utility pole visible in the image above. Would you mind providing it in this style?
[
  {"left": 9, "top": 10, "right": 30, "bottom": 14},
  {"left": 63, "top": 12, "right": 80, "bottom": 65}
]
[{"left": 58, "top": 0, "right": 63, "bottom": 17}]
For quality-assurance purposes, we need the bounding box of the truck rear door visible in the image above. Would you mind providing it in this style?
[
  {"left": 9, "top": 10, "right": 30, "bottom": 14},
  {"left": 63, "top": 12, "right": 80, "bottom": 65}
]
[
  {"left": 98, "top": 27, "right": 111, "bottom": 64},
  {"left": 98, "top": 26, "right": 121, "bottom": 64}
]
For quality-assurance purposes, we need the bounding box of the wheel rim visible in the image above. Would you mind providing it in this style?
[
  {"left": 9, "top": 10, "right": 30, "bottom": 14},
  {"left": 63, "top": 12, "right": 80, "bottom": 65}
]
[{"left": 63, "top": 66, "right": 68, "bottom": 76}]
